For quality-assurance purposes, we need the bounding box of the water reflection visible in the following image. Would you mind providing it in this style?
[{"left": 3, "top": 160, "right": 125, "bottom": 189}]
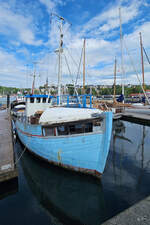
[
  {"left": 18, "top": 145, "right": 108, "bottom": 225},
  {"left": 14, "top": 120, "right": 150, "bottom": 225},
  {"left": 0, "top": 178, "right": 18, "bottom": 200},
  {"left": 103, "top": 120, "right": 150, "bottom": 217}
]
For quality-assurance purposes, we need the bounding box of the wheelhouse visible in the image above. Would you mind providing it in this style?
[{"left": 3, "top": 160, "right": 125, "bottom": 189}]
[
  {"left": 25, "top": 94, "right": 93, "bottom": 118},
  {"left": 25, "top": 95, "right": 55, "bottom": 117},
  {"left": 42, "top": 117, "right": 104, "bottom": 137}
]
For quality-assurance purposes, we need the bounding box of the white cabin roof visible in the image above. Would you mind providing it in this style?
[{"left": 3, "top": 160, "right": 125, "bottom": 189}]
[{"left": 39, "top": 107, "right": 103, "bottom": 125}]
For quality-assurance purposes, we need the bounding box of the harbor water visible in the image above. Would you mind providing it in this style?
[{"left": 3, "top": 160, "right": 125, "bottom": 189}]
[{"left": 0, "top": 120, "right": 150, "bottom": 225}]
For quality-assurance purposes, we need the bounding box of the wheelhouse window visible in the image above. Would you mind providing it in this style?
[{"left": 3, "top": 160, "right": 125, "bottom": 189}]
[
  {"left": 36, "top": 97, "right": 41, "bottom": 103},
  {"left": 57, "top": 126, "right": 68, "bottom": 135},
  {"left": 30, "top": 97, "right": 34, "bottom": 103},
  {"left": 43, "top": 97, "right": 47, "bottom": 103},
  {"left": 57, "top": 122, "right": 93, "bottom": 136},
  {"left": 93, "top": 121, "right": 101, "bottom": 126},
  {"left": 43, "top": 120, "right": 100, "bottom": 137},
  {"left": 84, "top": 123, "right": 93, "bottom": 133},
  {"left": 43, "top": 127, "right": 55, "bottom": 136},
  {"left": 69, "top": 124, "right": 83, "bottom": 134},
  {"left": 52, "top": 98, "right": 56, "bottom": 105}
]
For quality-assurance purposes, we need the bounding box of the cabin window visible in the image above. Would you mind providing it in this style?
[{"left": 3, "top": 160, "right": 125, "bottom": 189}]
[
  {"left": 84, "top": 123, "right": 93, "bottom": 133},
  {"left": 36, "top": 97, "right": 41, "bottom": 103},
  {"left": 57, "top": 122, "right": 93, "bottom": 136},
  {"left": 69, "top": 124, "right": 83, "bottom": 134},
  {"left": 69, "top": 125, "right": 76, "bottom": 134},
  {"left": 93, "top": 121, "right": 101, "bottom": 127},
  {"left": 67, "top": 124, "right": 83, "bottom": 134},
  {"left": 57, "top": 126, "right": 68, "bottom": 135},
  {"left": 93, "top": 120, "right": 102, "bottom": 132},
  {"left": 30, "top": 97, "right": 34, "bottom": 103},
  {"left": 52, "top": 98, "right": 56, "bottom": 105},
  {"left": 43, "top": 97, "right": 47, "bottom": 103},
  {"left": 43, "top": 127, "right": 54, "bottom": 136}
]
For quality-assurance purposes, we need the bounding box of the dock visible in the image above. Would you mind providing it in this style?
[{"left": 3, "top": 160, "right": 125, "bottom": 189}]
[
  {"left": 0, "top": 110, "right": 18, "bottom": 182},
  {"left": 121, "top": 112, "right": 150, "bottom": 126},
  {"left": 102, "top": 196, "right": 150, "bottom": 225}
]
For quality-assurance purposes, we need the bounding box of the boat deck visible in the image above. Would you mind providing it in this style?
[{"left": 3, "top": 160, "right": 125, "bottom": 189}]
[
  {"left": 121, "top": 112, "right": 150, "bottom": 126},
  {"left": 0, "top": 110, "right": 18, "bottom": 182}
]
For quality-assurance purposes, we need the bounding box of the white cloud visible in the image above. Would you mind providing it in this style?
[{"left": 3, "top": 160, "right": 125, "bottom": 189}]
[
  {"left": 0, "top": 4, "right": 43, "bottom": 46},
  {"left": 1, "top": 0, "right": 150, "bottom": 87},
  {"left": 39, "top": 0, "right": 56, "bottom": 13},
  {"left": 39, "top": 0, "right": 65, "bottom": 13},
  {"left": 0, "top": 49, "right": 28, "bottom": 87},
  {"left": 78, "top": 0, "right": 140, "bottom": 38}
]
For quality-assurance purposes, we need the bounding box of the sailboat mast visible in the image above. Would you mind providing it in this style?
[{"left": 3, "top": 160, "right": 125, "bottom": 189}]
[
  {"left": 83, "top": 39, "right": 86, "bottom": 94},
  {"left": 31, "top": 74, "right": 35, "bottom": 95},
  {"left": 139, "top": 32, "right": 145, "bottom": 91},
  {"left": 119, "top": 8, "right": 125, "bottom": 102},
  {"left": 113, "top": 57, "right": 117, "bottom": 103},
  {"left": 58, "top": 17, "right": 64, "bottom": 105},
  {"left": 32, "top": 62, "right": 37, "bottom": 95}
]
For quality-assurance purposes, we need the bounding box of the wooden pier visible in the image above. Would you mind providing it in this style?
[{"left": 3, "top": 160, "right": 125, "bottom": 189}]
[
  {"left": 0, "top": 110, "right": 18, "bottom": 182},
  {"left": 121, "top": 112, "right": 150, "bottom": 126}
]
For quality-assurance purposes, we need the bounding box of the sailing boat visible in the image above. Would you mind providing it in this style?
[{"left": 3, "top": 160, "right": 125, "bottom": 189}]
[
  {"left": 124, "top": 32, "right": 150, "bottom": 114},
  {"left": 15, "top": 15, "right": 113, "bottom": 178}
]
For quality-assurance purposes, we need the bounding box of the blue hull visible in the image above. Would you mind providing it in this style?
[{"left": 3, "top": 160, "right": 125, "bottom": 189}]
[{"left": 16, "top": 112, "right": 112, "bottom": 177}]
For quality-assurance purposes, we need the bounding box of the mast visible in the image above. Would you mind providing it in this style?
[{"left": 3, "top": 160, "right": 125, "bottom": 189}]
[
  {"left": 31, "top": 62, "right": 37, "bottom": 95},
  {"left": 58, "top": 17, "right": 64, "bottom": 105},
  {"left": 119, "top": 8, "right": 125, "bottom": 103},
  {"left": 113, "top": 57, "right": 117, "bottom": 104},
  {"left": 139, "top": 32, "right": 145, "bottom": 91},
  {"left": 52, "top": 13, "right": 64, "bottom": 105},
  {"left": 31, "top": 74, "right": 35, "bottom": 95},
  {"left": 83, "top": 39, "right": 86, "bottom": 94}
]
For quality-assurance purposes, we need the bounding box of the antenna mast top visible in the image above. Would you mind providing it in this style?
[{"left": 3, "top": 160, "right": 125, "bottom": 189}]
[{"left": 51, "top": 13, "right": 71, "bottom": 105}]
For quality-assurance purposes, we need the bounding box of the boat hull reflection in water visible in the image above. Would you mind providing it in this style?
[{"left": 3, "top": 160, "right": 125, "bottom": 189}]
[
  {"left": 18, "top": 145, "right": 108, "bottom": 225},
  {"left": 0, "top": 178, "right": 18, "bottom": 200}
]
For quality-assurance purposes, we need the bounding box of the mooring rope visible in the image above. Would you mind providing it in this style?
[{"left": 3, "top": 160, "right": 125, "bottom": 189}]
[
  {"left": 14, "top": 145, "right": 27, "bottom": 165},
  {"left": 14, "top": 117, "right": 30, "bottom": 165}
]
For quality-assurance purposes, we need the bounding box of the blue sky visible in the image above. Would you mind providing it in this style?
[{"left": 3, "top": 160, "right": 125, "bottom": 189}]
[{"left": 0, "top": 0, "right": 150, "bottom": 88}]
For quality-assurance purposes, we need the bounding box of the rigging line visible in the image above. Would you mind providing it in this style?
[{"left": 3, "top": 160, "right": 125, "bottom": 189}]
[
  {"left": 63, "top": 53, "right": 74, "bottom": 83},
  {"left": 65, "top": 46, "right": 79, "bottom": 68},
  {"left": 63, "top": 48, "right": 76, "bottom": 75},
  {"left": 143, "top": 47, "right": 150, "bottom": 65},
  {"left": 53, "top": 56, "right": 58, "bottom": 85},
  {"left": 64, "top": 45, "right": 85, "bottom": 85},
  {"left": 75, "top": 44, "right": 84, "bottom": 86},
  {"left": 124, "top": 40, "right": 150, "bottom": 104},
  {"left": 63, "top": 53, "right": 79, "bottom": 96}
]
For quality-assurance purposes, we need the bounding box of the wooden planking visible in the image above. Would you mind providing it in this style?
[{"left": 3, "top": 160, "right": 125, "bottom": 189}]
[{"left": 0, "top": 110, "right": 18, "bottom": 182}]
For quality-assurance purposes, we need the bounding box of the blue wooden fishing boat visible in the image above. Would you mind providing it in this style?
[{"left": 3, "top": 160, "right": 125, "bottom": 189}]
[
  {"left": 16, "top": 94, "right": 112, "bottom": 178},
  {"left": 15, "top": 15, "right": 112, "bottom": 178}
]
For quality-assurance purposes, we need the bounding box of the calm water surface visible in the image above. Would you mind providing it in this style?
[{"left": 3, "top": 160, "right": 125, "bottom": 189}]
[{"left": 0, "top": 120, "right": 150, "bottom": 225}]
